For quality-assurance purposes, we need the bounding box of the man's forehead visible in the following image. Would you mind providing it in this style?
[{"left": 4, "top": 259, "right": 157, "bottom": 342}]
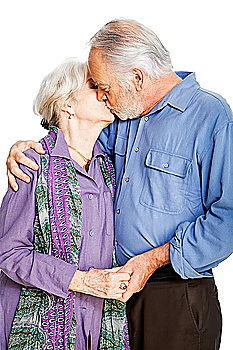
[
  {"left": 88, "top": 48, "right": 105, "bottom": 69},
  {"left": 88, "top": 49, "right": 116, "bottom": 86},
  {"left": 89, "top": 47, "right": 105, "bottom": 61},
  {"left": 88, "top": 65, "right": 111, "bottom": 85}
]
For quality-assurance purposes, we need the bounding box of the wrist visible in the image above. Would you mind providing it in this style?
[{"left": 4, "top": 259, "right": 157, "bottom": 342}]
[
  {"left": 145, "top": 242, "right": 170, "bottom": 273},
  {"left": 157, "top": 242, "right": 170, "bottom": 266},
  {"left": 69, "top": 270, "right": 86, "bottom": 292}
]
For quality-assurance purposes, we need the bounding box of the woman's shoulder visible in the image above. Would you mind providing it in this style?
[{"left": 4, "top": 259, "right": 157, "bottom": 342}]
[{"left": 0, "top": 149, "right": 42, "bottom": 207}]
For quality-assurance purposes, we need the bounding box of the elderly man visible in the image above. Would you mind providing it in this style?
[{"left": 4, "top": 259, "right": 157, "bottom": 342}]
[{"left": 5, "top": 19, "right": 233, "bottom": 350}]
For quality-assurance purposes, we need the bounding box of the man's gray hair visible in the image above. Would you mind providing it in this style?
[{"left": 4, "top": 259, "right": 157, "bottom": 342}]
[
  {"left": 33, "top": 59, "right": 87, "bottom": 129},
  {"left": 89, "top": 19, "right": 173, "bottom": 78}
]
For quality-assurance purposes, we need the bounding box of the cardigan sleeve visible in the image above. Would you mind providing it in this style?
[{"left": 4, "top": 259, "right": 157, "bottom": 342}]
[{"left": 0, "top": 149, "right": 77, "bottom": 298}]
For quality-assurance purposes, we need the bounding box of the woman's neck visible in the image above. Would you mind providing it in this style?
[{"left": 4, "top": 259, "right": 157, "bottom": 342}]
[{"left": 61, "top": 119, "right": 106, "bottom": 160}]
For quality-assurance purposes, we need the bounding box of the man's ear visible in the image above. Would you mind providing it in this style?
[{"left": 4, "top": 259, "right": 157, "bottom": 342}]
[{"left": 131, "top": 68, "right": 144, "bottom": 91}]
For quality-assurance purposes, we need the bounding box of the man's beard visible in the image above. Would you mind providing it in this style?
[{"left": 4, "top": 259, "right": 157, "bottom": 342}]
[{"left": 110, "top": 88, "right": 145, "bottom": 121}]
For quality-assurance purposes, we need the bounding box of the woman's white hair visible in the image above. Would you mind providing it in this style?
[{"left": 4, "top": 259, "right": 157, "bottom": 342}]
[
  {"left": 89, "top": 19, "right": 173, "bottom": 79},
  {"left": 33, "top": 59, "right": 88, "bottom": 129}
]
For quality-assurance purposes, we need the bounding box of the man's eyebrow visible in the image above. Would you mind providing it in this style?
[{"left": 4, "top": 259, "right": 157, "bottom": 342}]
[
  {"left": 98, "top": 82, "right": 111, "bottom": 89},
  {"left": 93, "top": 80, "right": 110, "bottom": 87}
]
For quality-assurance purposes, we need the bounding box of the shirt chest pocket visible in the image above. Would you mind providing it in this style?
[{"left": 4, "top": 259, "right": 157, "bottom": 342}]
[{"left": 140, "top": 149, "right": 192, "bottom": 214}]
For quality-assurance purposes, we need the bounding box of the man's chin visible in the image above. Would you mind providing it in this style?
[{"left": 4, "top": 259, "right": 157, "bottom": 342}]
[
  {"left": 113, "top": 111, "right": 130, "bottom": 121},
  {"left": 116, "top": 113, "right": 139, "bottom": 121}
]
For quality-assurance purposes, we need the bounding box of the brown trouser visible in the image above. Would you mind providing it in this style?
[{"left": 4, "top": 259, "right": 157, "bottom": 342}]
[{"left": 126, "top": 265, "right": 222, "bottom": 350}]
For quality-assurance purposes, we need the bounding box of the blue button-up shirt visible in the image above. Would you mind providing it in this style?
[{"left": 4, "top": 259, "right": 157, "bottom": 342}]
[{"left": 99, "top": 71, "right": 233, "bottom": 279}]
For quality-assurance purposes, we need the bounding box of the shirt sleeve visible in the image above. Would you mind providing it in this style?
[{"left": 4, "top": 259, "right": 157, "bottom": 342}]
[
  {"left": 0, "top": 149, "right": 77, "bottom": 298},
  {"left": 170, "top": 121, "right": 233, "bottom": 278}
]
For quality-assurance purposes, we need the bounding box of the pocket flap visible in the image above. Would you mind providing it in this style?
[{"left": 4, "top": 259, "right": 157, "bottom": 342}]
[
  {"left": 107, "top": 133, "right": 116, "bottom": 150},
  {"left": 114, "top": 136, "right": 127, "bottom": 156},
  {"left": 145, "top": 149, "right": 191, "bottom": 178}
]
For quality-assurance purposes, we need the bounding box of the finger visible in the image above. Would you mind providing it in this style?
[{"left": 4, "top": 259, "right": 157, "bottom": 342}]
[
  {"left": 112, "top": 293, "right": 124, "bottom": 299},
  {"left": 117, "top": 285, "right": 128, "bottom": 293},
  {"left": 116, "top": 265, "right": 134, "bottom": 275},
  {"left": 12, "top": 140, "right": 45, "bottom": 154},
  {"left": 120, "top": 290, "right": 134, "bottom": 302},
  {"left": 104, "top": 267, "right": 122, "bottom": 272},
  {"left": 14, "top": 152, "right": 39, "bottom": 171},
  {"left": 114, "top": 272, "right": 132, "bottom": 281},
  {"left": 107, "top": 292, "right": 124, "bottom": 299},
  {"left": 89, "top": 291, "right": 108, "bottom": 298},
  {"left": 95, "top": 281, "right": 128, "bottom": 295},
  {"left": 119, "top": 279, "right": 137, "bottom": 302},
  {"left": 8, "top": 162, "right": 31, "bottom": 183},
  {"left": 117, "top": 293, "right": 132, "bottom": 302},
  {"left": 29, "top": 141, "right": 45, "bottom": 154},
  {"left": 89, "top": 288, "right": 123, "bottom": 300},
  {"left": 7, "top": 170, "right": 18, "bottom": 191},
  {"left": 116, "top": 296, "right": 125, "bottom": 302}
]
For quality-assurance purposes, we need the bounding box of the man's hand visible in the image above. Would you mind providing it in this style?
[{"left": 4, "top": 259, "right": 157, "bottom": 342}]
[
  {"left": 69, "top": 267, "right": 131, "bottom": 299},
  {"left": 117, "top": 243, "right": 170, "bottom": 302},
  {"left": 6, "top": 140, "right": 45, "bottom": 191}
]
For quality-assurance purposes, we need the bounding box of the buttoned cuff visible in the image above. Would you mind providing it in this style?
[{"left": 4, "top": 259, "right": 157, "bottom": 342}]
[{"left": 170, "top": 230, "right": 213, "bottom": 279}]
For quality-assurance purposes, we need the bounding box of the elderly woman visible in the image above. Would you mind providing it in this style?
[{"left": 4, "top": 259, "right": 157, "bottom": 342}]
[{"left": 0, "top": 59, "right": 131, "bottom": 350}]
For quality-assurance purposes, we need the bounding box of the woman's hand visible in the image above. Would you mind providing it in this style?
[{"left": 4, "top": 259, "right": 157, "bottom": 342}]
[
  {"left": 6, "top": 140, "right": 45, "bottom": 191},
  {"left": 69, "top": 267, "right": 131, "bottom": 299}
]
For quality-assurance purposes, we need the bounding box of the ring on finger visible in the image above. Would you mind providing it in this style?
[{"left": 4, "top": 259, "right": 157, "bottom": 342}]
[{"left": 119, "top": 282, "right": 128, "bottom": 290}]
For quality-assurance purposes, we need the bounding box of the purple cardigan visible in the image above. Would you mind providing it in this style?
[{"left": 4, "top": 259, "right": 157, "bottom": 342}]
[{"left": 0, "top": 129, "right": 115, "bottom": 349}]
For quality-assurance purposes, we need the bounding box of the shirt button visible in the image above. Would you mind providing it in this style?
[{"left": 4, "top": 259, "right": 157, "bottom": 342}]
[
  {"left": 163, "top": 163, "right": 169, "bottom": 168},
  {"left": 88, "top": 194, "right": 93, "bottom": 200},
  {"left": 134, "top": 147, "right": 139, "bottom": 152},
  {"left": 116, "top": 209, "right": 120, "bottom": 214},
  {"left": 144, "top": 117, "right": 149, "bottom": 121},
  {"left": 88, "top": 266, "right": 95, "bottom": 271},
  {"left": 114, "top": 240, "right": 118, "bottom": 246},
  {"left": 89, "top": 230, "right": 94, "bottom": 236},
  {"left": 125, "top": 177, "right": 129, "bottom": 182}
]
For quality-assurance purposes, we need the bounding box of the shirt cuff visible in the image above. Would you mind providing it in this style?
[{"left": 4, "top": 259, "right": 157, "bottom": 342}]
[
  {"left": 61, "top": 263, "right": 78, "bottom": 297},
  {"left": 47, "top": 260, "right": 78, "bottom": 298},
  {"left": 170, "top": 230, "right": 213, "bottom": 279}
]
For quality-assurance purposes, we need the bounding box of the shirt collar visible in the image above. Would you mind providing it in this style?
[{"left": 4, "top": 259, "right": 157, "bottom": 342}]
[
  {"left": 146, "top": 71, "right": 200, "bottom": 116},
  {"left": 50, "top": 127, "right": 106, "bottom": 160}
]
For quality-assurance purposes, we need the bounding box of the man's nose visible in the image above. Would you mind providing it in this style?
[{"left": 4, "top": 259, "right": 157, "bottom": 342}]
[{"left": 97, "top": 88, "right": 107, "bottom": 102}]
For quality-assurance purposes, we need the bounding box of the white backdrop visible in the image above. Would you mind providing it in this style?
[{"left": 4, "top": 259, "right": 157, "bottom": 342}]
[{"left": 0, "top": 1, "right": 232, "bottom": 348}]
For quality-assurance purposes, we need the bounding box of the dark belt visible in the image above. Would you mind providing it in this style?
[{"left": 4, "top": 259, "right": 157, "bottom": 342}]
[{"left": 147, "top": 264, "right": 213, "bottom": 282}]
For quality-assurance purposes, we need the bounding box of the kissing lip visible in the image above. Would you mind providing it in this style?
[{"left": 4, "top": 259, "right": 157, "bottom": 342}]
[{"left": 106, "top": 104, "right": 114, "bottom": 113}]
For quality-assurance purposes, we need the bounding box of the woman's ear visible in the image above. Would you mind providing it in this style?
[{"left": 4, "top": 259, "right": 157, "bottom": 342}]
[
  {"left": 67, "top": 103, "right": 75, "bottom": 115},
  {"left": 131, "top": 68, "right": 144, "bottom": 91},
  {"left": 60, "top": 103, "right": 75, "bottom": 118}
]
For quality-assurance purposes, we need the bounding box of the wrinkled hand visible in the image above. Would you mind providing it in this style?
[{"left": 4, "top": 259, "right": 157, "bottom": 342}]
[
  {"left": 117, "top": 243, "right": 170, "bottom": 302},
  {"left": 6, "top": 140, "right": 45, "bottom": 191},
  {"left": 69, "top": 267, "right": 131, "bottom": 299}
]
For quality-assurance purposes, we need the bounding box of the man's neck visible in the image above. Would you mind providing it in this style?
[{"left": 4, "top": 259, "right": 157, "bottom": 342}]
[{"left": 141, "top": 72, "right": 182, "bottom": 116}]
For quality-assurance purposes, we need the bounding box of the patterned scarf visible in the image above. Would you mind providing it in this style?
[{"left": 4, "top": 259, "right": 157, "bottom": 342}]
[{"left": 8, "top": 127, "right": 130, "bottom": 350}]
